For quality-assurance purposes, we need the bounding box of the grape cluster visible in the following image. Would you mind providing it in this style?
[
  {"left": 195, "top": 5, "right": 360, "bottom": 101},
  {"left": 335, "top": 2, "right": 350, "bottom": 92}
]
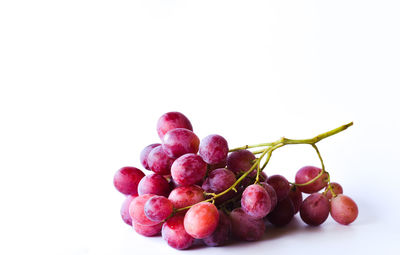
[{"left": 113, "top": 112, "right": 358, "bottom": 250}]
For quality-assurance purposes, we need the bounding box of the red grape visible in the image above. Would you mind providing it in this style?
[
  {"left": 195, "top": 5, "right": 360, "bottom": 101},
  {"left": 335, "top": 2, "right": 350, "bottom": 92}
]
[
  {"left": 226, "top": 149, "right": 255, "bottom": 174},
  {"left": 137, "top": 174, "right": 170, "bottom": 197},
  {"left": 133, "top": 222, "right": 162, "bottom": 237},
  {"left": 147, "top": 146, "right": 174, "bottom": 175},
  {"left": 330, "top": 194, "right": 358, "bottom": 225},
  {"left": 162, "top": 128, "right": 200, "bottom": 158},
  {"left": 184, "top": 202, "right": 219, "bottom": 239},
  {"left": 140, "top": 143, "right": 161, "bottom": 170},
  {"left": 300, "top": 193, "right": 330, "bottom": 226},
  {"left": 325, "top": 182, "right": 343, "bottom": 200},
  {"left": 267, "top": 175, "right": 290, "bottom": 201},
  {"left": 295, "top": 166, "right": 329, "bottom": 194},
  {"left": 288, "top": 185, "right": 303, "bottom": 214},
  {"left": 241, "top": 184, "right": 272, "bottom": 219},
  {"left": 144, "top": 196, "right": 173, "bottom": 222},
  {"left": 259, "top": 182, "right": 278, "bottom": 210},
  {"left": 266, "top": 197, "right": 295, "bottom": 227},
  {"left": 230, "top": 207, "right": 265, "bottom": 241},
  {"left": 162, "top": 214, "right": 194, "bottom": 250},
  {"left": 120, "top": 195, "right": 136, "bottom": 226},
  {"left": 129, "top": 194, "right": 157, "bottom": 226},
  {"left": 168, "top": 185, "right": 205, "bottom": 209},
  {"left": 171, "top": 153, "right": 207, "bottom": 186},
  {"left": 113, "top": 167, "right": 145, "bottom": 195},
  {"left": 199, "top": 134, "right": 229, "bottom": 164},
  {"left": 157, "top": 112, "right": 193, "bottom": 139},
  {"left": 203, "top": 210, "right": 232, "bottom": 247},
  {"left": 202, "top": 168, "right": 236, "bottom": 193}
]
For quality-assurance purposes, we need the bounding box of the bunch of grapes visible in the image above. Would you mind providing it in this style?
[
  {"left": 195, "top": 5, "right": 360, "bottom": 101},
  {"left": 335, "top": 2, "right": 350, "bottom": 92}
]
[{"left": 113, "top": 112, "right": 358, "bottom": 250}]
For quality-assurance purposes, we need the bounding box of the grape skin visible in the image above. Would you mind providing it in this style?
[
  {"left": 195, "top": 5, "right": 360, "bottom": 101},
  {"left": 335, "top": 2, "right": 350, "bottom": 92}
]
[
  {"left": 325, "top": 182, "right": 343, "bottom": 200},
  {"left": 162, "top": 128, "right": 200, "bottom": 158},
  {"left": 202, "top": 168, "right": 236, "bottom": 193},
  {"left": 288, "top": 185, "right": 303, "bottom": 214},
  {"left": 113, "top": 166, "right": 145, "bottom": 195},
  {"left": 157, "top": 112, "right": 193, "bottom": 139},
  {"left": 330, "top": 194, "right": 358, "bottom": 225},
  {"left": 266, "top": 197, "right": 295, "bottom": 227},
  {"left": 230, "top": 207, "right": 265, "bottom": 241},
  {"left": 241, "top": 184, "right": 272, "bottom": 219},
  {"left": 120, "top": 195, "right": 137, "bottom": 226},
  {"left": 199, "top": 134, "right": 229, "bottom": 164},
  {"left": 267, "top": 175, "right": 290, "bottom": 201},
  {"left": 184, "top": 202, "right": 219, "bottom": 239},
  {"left": 162, "top": 214, "right": 194, "bottom": 250},
  {"left": 168, "top": 185, "right": 205, "bottom": 209},
  {"left": 259, "top": 182, "right": 278, "bottom": 210},
  {"left": 144, "top": 196, "right": 173, "bottom": 222},
  {"left": 300, "top": 193, "right": 330, "bottom": 226},
  {"left": 133, "top": 222, "right": 163, "bottom": 237},
  {"left": 137, "top": 174, "right": 171, "bottom": 197},
  {"left": 295, "top": 166, "right": 329, "bottom": 194},
  {"left": 129, "top": 194, "right": 158, "bottom": 226},
  {"left": 140, "top": 143, "right": 161, "bottom": 170},
  {"left": 147, "top": 146, "right": 175, "bottom": 175},
  {"left": 226, "top": 150, "right": 256, "bottom": 174},
  {"left": 171, "top": 153, "right": 207, "bottom": 186},
  {"left": 203, "top": 210, "right": 232, "bottom": 247}
]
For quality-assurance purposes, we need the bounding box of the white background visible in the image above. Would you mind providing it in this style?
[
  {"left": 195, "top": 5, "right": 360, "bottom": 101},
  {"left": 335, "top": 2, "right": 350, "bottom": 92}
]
[{"left": 1, "top": 1, "right": 399, "bottom": 254}]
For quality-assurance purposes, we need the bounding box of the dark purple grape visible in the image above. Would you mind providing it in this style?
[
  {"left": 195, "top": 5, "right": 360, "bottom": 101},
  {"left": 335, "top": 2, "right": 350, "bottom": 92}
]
[
  {"left": 230, "top": 207, "right": 265, "bottom": 241},
  {"left": 168, "top": 185, "right": 205, "bottom": 209},
  {"left": 144, "top": 196, "right": 173, "bottom": 222},
  {"left": 267, "top": 175, "right": 290, "bottom": 201},
  {"left": 266, "top": 197, "right": 295, "bottom": 227},
  {"left": 162, "top": 214, "right": 194, "bottom": 250},
  {"left": 147, "top": 146, "right": 175, "bottom": 175},
  {"left": 113, "top": 166, "right": 145, "bottom": 195},
  {"left": 288, "top": 185, "right": 303, "bottom": 214},
  {"left": 241, "top": 184, "right": 272, "bottom": 219},
  {"left": 259, "top": 182, "right": 278, "bottom": 210},
  {"left": 171, "top": 153, "right": 207, "bottom": 186},
  {"left": 202, "top": 168, "right": 236, "bottom": 193},
  {"left": 184, "top": 202, "right": 219, "bottom": 239},
  {"left": 199, "top": 134, "right": 229, "bottom": 164},
  {"left": 140, "top": 143, "right": 161, "bottom": 170},
  {"left": 295, "top": 166, "right": 329, "bottom": 194},
  {"left": 208, "top": 160, "right": 227, "bottom": 171},
  {"left": 226, "top": 150, "right": 256, "bottom": 174},
  {"left": 203, "top": 210, "right": 232, "bottom": 246},
  {"left": 300, "top": 193, "right": 330, "bottom": 226},
  {"left": 133, "top": 222, "right": 162, "bottom": 237},
  {"left": 138, "top": 174, "right": 171, "bottom": 197},
  {"left": 157, "top": 112, "right": 193, "bottom": 139},
  {"left": 120, "top": 195, "right": 137, "bottom": 226},
  {"left": 162, "top": 128, "right": 200, "bottom": 158},
  {"left": 325, "top": 182, "right": 343, "bottom": 200}
]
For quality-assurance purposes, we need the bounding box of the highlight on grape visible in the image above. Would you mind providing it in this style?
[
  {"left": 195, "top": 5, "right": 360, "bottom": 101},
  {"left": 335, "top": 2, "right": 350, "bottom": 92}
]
[{"left": 113, "top": 112, "right": 358, "bottom": 250}]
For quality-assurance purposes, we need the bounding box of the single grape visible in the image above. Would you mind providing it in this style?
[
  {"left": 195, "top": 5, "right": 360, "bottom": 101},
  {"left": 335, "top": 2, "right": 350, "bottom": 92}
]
[
  {"left": 137, "top": 174, "right": 171, "bottom": 197},
  {"left": 267, "top": 175, "right": 290, "bottom": 201},
  {"left": 140, "top": 143, "right": 161, "bottom": 170},
  {"left": 133, "top": 222, "right": 163, "bottom": 237},
  {"left": 330, "top": 194, "right": 358, "bottom": 225},
  {"left": 120, "top": 195, "right": 136, "bottom": 226},
  {"left": 144, "top": 196, "right": 173, "bottom": 222},
  {"left": 295, "top": 166, "right": 329, "bottom": 194},
  {"left": 203, "top": 210, "right": 232, "bottom": 247},
  {"left": 162, "top": 128, "right": 200, "bottom": 158},
  {"left": 147, "top": 146, "right": 175, "bottom": 175},
  {"left": 325, "top": 182, "right": 343, "bottom": 200},
  {"left": 168, "top": 185, "right": 205, "bottom": 209},
  {"left": 259, "top": 182, "right": 278, "bottom": 210},
  {"left": 202, "top": 168, "right": 236, "bottom": 193},
  {"left": 266, "top": 197, "right": 295, "bottom": 227},
  {"left": 184, "top": 202, "right": 219, "bottom": 239},
  {"left": 171, "top": 153, "right": 207, "bottom": 186},
  {"left": 241, "top": 184, "right": 272, "bottom": 219},
  {"left": 157, "top": 112, "right": 193, "bottom": 139},
  {"left": 113, "top": 166, "right": 145, "bottom": 195},
  {"left": 162, "top": 214, "right": 194, "bottom": 250},
  {"left": 129, "top": 194, "right": 157, "bottom": 226},
  {"left": 199, "top": 134, "right": 229, "bottom": 164},
  {"left": 230, "top": 207, "right": 265, "bottom": 241},
  {"left": 226, "top": 150, "right": 256, "bottom": 174},
  {"left": 288, "top": 185, "right": 303, "bottom": 214},
  {"left": 300, "top": 193, "right": 330, "bottom": 226}
]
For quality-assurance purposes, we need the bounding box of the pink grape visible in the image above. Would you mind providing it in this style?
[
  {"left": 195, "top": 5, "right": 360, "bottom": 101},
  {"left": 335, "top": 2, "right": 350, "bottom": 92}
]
[
  {"left": 226, "top": 149, "right": 255, "bottom": 174},
  {"left": 202, "top": 168, "right": 236, "bottom": 193},
  {"left": 137, "top": 174, "right": 171, "bottom": 197},
  {"left": 259, "top": 182, "right": 278, "bottom": 210},
  {"left": 288, "top": 185, "right": 303, "bottom": 214},
  {"left": 157, "top": 112, "right": 193, "bottom": 139},
  {"left": 162, "top": 128, "right": 200, "bottom": 158},
  {"left": 203, "top": 210, "right": 232, "bottom": 247},
  {"left": 113, "top": 166, "right": 145, "bottom": 195},
  {"left": 133, "top": 222, "right": 162, "bottom": 237},
  {"left": 300, "top": 193, "right": 330, "bottom": 226},
  {"left": 129, "top": 194, "right": 157, "bottom": 226},
  {"left": 162, "top": 214, "right": 194, "bottom": 250},
  {"left": 184, "top": 202, "right": 219, "bottom": 239},
  {"left": 168, "top": 185, "right": 205, "bottom": 209},
  {"left": 295, "top": 166, "right": 329, "bottom": 194},
  {"left": 147, "top": 146, "right": 175, "bottom": 175},
  {"left": 140, "top": 143, "right": 161, "bottom": 170},
  {"left": 199, "top": 134, "right": 229, "bottom": 164},
  {"left": 120, "top": 195, "right": 136, "bottom": 226},
  {"left": 267, "top": 175, "right": 290, "bottom": 201},
  {"left": 144, "top": 196, "right": 173, "bottom": 222},
  {"left": 330, "top": 194, "right": 358, "bottom": 225},
  {"left": 266, "top": 197, "right": 295, "bottom": 227},
  {"left": 241, "top": 184, "right": 272, "bottom": 219},
  {"left": 171, "top": 153, "right": 207, "bottom": 186},
  {"left": 325, "top": 182, "right": 343, "bottom": 200},
  {"left": 230, "top": 207, "right": 265, "bottom": 241}
]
